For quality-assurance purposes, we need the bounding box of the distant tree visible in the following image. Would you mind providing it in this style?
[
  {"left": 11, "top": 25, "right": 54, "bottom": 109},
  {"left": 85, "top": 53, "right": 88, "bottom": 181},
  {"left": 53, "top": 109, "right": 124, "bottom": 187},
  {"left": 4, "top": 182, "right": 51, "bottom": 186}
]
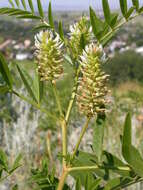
[{"left": 104, "top": 51, "right": 143, "bottom": 85}]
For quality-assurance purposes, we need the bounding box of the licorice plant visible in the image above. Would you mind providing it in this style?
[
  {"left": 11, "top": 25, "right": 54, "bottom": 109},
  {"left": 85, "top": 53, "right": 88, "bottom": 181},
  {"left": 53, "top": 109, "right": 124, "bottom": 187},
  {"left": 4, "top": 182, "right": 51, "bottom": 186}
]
[{"left": 0, "top": 0, "right": 143, "bottom": 189}]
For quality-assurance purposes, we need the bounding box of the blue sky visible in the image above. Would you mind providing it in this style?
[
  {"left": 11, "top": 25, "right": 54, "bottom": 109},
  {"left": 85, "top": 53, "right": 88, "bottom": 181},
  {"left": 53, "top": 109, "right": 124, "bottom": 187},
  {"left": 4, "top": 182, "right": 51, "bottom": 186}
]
[{"left": 0, "top": 0, "right": 142, "bottom": 11}]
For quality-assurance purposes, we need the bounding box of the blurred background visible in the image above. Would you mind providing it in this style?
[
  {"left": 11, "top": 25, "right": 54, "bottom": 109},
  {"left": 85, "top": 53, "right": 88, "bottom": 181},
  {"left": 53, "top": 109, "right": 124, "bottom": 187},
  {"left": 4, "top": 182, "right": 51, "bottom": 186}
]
[{"left": 0, "top": 0, "right": 143, "bottom": 189}]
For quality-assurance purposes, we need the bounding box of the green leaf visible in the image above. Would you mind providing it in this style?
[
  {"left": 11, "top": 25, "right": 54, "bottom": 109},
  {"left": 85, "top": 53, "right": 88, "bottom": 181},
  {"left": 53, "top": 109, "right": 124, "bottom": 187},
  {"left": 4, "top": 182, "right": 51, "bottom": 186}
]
[
  {"left": 63, "top": 54, "right": 74, "bottom": 66},
  {"left": 58, "top": 21, "right": 64, "bottom": 41},
  {"left": 110, "top": 13, "right": 119, "bottom": 28},
  {"left": 80, "top": 34, "right": 86, "bottom": 50},
  {"left": 90, "top": 178, "right": 101, "bottom": 190},
  {"left": 0, "top": 149, "right": 8, "bottom": 172},
  {"left": 104, "top": 177, "right": 123, "bottom": 190},
  {"left": 93, "top": 115, "right": 105, "bottom": 163},
  {"left": 72, "top": 151, "right": 105, "bottom": 179},
  {"left": 103, "top": 151, "right": 131, "bottom": 176},
  {"left": 48, "top": 1, "right": 54, "bottom": 28},
  {"left": 132, "top": 0, "right": 139, "bottom": 11},
  {"left": 125, "top": 7, "right": 135, "bottom": 19},
  {"left": 76, "top": 178, "right": 82, "bottom": 190},
  {"left": 32, "top": 24, "right": 50, "bottom": 31},
  {"left": 32, "top": 70, "right": 44, "bottom": 104},
  {"left": 14, "top": 0, "right": 20, "bottom": 7},
  {"left": 17, "top": 65, "right": 37, "bottom": 102},
  {"left": 16, "top": 14, "right": 41, "bottom": 19},
  {"left": 9, "top": 154, "right": 22, "bottom": 174},
  {"left": 119, "top": 0, "right": 128, "bottom": 17},
  {"left": 0, "top": 53, "right": 13, "bottom": 88},
  {"left": 0, "top": 86, "right": 10, "bottom": 94},
  {"left": 8, "top": 0, "right": 14, "bottom": 7},
  {"left": 28, "top": 0, "right": 34, "bottom": 13},
  {"left": 102, "top": 0, "right": 111, "bottom": 25},
  {"left": 122, "top": 113, "right": 143, "bottom": 177},
  {"left": 21, "top": 0, "right": 26, "bottom": 10},
  {"left": 139, "top": 7, "right": 143, "bottom": 13},
  {"left": 12, "top": 184, "right": 18, "bottom": 190},
  {"left": 37, "top": 0, "right": 44, "bottom": 18},
  {"left": 89, "top": 6, "right": 104, "bottom": 38}
]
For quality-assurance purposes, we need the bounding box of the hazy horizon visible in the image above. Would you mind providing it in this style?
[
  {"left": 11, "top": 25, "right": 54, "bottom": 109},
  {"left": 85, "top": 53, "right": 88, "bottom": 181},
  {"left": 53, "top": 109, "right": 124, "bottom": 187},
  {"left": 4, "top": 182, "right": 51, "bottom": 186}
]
[{"left": 0, "top": 0, "right": 142, "bottom": 11}]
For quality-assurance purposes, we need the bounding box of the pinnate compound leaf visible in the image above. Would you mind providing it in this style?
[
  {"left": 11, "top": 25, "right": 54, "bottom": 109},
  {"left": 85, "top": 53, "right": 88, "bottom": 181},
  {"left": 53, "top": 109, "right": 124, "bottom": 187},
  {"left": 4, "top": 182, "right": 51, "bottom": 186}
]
[
  {"left": 0, "top": 53, "right": 13, "bottom": 89},
  {"left": 122, "top": 113, "right": 143, "bottom": 177}
]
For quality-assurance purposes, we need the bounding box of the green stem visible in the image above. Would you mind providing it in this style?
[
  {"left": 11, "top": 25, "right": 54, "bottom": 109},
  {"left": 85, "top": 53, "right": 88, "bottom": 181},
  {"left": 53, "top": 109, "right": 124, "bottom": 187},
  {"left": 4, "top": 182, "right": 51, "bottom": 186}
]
[
  {"left": 100, "top": 13, "right": 140, "bottom": 44},
  {"left": 69, "top": 165, "right": 131, "bottom": 173},
  {"left": 51, "top": 82, "right": 67, "bottom": 166},
  {"left": 57, "top": 169, "right": 69, "bottom": 190},
  {"left": 12, "top": 90, "right": 58, "bottom": 120},
  {"left": 65, "top": 68, "right": 80, "bottom": 123},
  {"left": 72, "top": 117, "right": 91, "bottom": 159},
  {"left": 61, "top": 119, "right": 67, "bottom": 167}
]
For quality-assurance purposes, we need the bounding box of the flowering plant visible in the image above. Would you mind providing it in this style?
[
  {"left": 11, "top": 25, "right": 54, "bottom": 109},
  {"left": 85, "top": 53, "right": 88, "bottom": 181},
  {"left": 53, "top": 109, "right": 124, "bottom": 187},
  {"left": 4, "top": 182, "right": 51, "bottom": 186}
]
[{"left": 0, "top": 0, "right": 143, "bottom": 189}]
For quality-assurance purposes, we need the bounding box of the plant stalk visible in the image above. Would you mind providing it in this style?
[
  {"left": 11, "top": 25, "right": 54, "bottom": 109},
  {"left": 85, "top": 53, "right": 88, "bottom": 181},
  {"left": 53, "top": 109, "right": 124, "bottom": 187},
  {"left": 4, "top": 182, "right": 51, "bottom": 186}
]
[
  {"left": 61, "top": 119, "right": 67, "bottom": 167},
  {"left": 72, "top": 117, "right": 90, "bottom": 159},
  {"left": 57, "top": 168, "right": 69, "bottom": 190},
  {"left": 65, "top": 68, "right": 80, "bottom": 123}
]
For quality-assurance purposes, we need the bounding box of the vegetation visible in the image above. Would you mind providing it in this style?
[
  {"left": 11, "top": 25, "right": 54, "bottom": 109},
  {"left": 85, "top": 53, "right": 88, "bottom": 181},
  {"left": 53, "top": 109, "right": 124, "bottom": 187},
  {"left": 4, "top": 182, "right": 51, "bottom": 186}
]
[
  {"left": 0, "top": 0, "right": 143, "bottom": 190},
  {"left": 104, "top": 51, "right": 143, "bottom": 85}
]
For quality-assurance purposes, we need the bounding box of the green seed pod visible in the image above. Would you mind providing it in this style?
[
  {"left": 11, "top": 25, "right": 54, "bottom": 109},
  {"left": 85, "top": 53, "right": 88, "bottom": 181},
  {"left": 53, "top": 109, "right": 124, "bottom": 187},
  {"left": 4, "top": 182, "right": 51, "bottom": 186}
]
[
  {"left": 77, "top": 43, "right": 109, "bottom": 117},
  {"left": 35, "top": 31, "right": 63, "bottom": 82},
  {"left": 69, "top": 16, "right": 92, "bottom": 61}
]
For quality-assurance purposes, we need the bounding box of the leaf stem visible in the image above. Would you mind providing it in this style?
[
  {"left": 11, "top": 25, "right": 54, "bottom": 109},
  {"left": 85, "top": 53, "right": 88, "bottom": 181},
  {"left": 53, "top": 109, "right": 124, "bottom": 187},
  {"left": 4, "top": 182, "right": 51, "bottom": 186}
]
[
  {"left": 12, "top": 89, "right": 58, "bottom": 120},
  {"left": 68, "top": 165, "right": 131, "bottom": 172},
  {"left": 72, "top": 117, "right": 91, "bottom": 159},
  {"left": 100, "top": 13, "right": 140, "bottom": 44}
]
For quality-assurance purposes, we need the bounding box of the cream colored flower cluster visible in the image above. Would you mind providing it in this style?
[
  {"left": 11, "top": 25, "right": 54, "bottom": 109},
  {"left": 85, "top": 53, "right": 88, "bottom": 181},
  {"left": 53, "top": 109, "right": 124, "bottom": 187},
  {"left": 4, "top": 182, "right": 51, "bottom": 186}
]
[
  {"left": 35, "top": 31, "right": 63, "bottom": 82},
  {"left": 77, "top": 43, "right": 109, "bottom": 117}
]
